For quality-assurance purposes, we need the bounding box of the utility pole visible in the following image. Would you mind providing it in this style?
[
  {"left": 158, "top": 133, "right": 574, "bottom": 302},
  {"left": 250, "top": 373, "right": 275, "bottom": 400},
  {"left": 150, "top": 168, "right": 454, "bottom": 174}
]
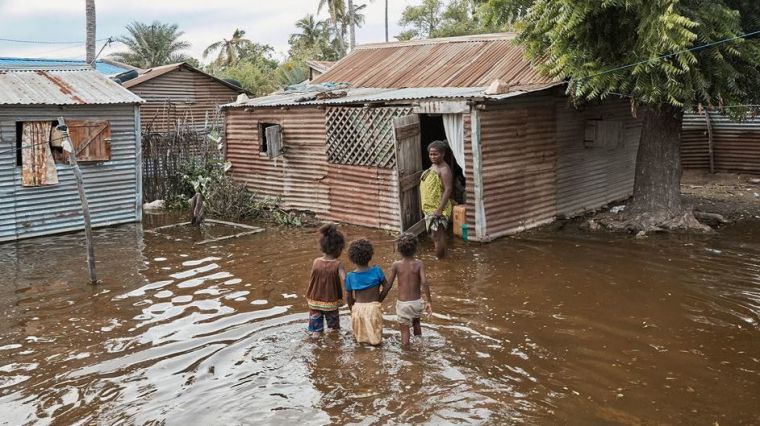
[{"left": 58, "top": 117, "right": 98, "bottom": 284}]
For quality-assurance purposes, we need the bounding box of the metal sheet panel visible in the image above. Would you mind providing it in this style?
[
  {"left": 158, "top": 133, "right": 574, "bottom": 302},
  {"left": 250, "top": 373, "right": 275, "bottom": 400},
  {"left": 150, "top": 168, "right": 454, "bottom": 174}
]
[
  {"left": 225, "top": 107, "right": 330, "bottom": 214},
  {"left": 0, "top": 68, "right": 143, "bottom": 105},
  {"left": 129, "top": 66, "right": 241, "bottom": 132},
  {"left": 0, "top": 104, "right": 140, "bottom": 242},
  {"left": 323, "top": 164, "right": 400, "bottom": 230},
  {"left": 555, "top": 99, "right": 642, "bottom": 217},
  {"left": 312, "top": 33, "right": 557, "bottom": 89},
  {"left": 479, "top": 95, "right": 558, "bottom": 240},
  {"left": 682, "top": 112, "right": 760, "bottom": 174}
]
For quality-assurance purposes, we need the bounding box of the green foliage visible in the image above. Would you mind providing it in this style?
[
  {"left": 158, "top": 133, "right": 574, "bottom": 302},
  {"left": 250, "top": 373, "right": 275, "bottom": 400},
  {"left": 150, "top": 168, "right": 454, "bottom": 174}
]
[
  {"left": 397, "top": 0, "right": 488, "bottom": 40},
  {"left": 165, "top": 157, "right": 312, "bottom": 225},
  {"left": 206, "top": 42, "right": 279, "bottom": 96},
  {"left": 511, "top": 1, "right": 760, "bottom": 112},
  {"left": 110, "top": 21, "right": 193, "bottom": 68},
  {"left": 203, "top": 29, "right": 255, "bottom": 66},
  {"left": 289, "top": 14, "right": 344, "bottom": 61}
]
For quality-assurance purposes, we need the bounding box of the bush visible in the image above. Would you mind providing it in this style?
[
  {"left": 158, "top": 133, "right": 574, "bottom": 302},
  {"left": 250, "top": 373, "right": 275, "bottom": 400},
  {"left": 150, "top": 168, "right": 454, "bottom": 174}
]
[{"left": 165, "top": 157, "right": 314, "bottom": 225}]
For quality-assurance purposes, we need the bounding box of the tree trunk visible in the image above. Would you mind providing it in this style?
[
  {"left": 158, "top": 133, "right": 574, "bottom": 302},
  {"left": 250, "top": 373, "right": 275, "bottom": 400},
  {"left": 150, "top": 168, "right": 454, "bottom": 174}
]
[
  {"left": 628, "top": 104, "right": 684, "bottom": 219},
  {"left": 385, "top": 0, "right": 389, "bottom": 42},
  {"left": 348, "top": 0, "right": 356, "bottom": 50},
  {"left": 85, "top": 0, "right": 96, "bottom": 65}
]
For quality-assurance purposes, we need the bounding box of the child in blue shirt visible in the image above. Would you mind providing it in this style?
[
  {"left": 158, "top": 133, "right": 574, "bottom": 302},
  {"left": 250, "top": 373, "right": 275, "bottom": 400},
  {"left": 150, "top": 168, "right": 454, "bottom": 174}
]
[{"left": 345, "top": 238, "right": 389, "bottom": 345}]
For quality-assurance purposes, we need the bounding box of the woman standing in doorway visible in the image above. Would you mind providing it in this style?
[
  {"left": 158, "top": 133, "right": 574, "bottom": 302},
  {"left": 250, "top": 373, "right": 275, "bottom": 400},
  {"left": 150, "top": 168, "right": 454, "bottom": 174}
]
[{"left": 420, "top": 140, "right": 453, "bottom": 259}]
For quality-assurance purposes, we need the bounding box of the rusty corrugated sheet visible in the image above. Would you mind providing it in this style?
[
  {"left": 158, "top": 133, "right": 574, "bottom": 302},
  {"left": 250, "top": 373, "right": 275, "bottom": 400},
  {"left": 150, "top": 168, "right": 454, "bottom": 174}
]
[
  {"left": 129, "top": 66, "right": 242, "bottom": 132},
  {"left": 682, "top": 112, "right": 760, "bottom": 174},
  {"left": 225, "top": 107, "right": 330, "bottom": 214},
  {"left": 555, "top": 99, "right": 642, "bottom": 217},
  {"left": 323, "top": 164, "right": 400, "bottom": 229},
  {"left": 0, "top": 68, "right": 143, "bottom": 105},
  {"left": 313, "top": 33, "right": 557, "bottom": 89},
  {"left": 478, "top": 96, "right": 558, "bottom": 240}
]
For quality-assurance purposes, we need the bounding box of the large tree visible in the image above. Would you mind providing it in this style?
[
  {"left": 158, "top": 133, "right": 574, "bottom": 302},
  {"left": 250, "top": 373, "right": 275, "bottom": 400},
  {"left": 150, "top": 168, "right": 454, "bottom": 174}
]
[
  {"left": 111, "top": 21, "right": 192, "bottom": 68},
  {"left": 318, "top": 0, "right": 347, "bottom": 55},
  {"left": 501, "top": 0, "right": 760, "bottom": 230},
  {"left": 203, "top": 29, "right": 253, "bottom": 67}
]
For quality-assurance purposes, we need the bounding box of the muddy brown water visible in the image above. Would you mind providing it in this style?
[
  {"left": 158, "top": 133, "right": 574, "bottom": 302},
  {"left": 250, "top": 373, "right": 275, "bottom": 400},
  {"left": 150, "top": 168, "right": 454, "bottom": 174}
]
[{"left": 1, "top": 214, "right": 759, "bottom": 425}]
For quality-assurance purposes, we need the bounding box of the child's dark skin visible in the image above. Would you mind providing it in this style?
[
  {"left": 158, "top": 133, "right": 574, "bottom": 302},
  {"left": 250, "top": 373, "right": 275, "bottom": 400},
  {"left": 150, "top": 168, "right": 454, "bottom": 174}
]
[
  {"left": 346, "top": 263, "right": 389, "bottom": 308},
  {"left": 387, "top": 255, "right": 433, "bottom": 345}
]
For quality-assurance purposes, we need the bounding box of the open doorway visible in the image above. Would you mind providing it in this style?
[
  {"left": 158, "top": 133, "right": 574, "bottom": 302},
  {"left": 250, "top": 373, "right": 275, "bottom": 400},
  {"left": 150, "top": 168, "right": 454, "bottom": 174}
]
[{"left": 419, "top": 114, "right": 466, "bottom": 204}]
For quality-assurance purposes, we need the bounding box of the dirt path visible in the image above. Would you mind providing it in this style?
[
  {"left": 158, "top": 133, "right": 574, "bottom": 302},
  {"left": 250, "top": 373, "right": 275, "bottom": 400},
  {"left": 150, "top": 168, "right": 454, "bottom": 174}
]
[{"left": 681, "top": 170, "right": 760, "bottom": 221}]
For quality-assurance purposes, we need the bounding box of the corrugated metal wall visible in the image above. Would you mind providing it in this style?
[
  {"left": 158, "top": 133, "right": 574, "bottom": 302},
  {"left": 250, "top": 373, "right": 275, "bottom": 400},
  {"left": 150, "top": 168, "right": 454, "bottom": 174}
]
[
  {"left": 555, "top": 99, "right": 642, "bottom": 217},
  {"left": 130, "top": 68, "right": 239, "bottom": 132},
  {"left": 226, "top": 107, "right": 330, "bottom": 214},
  {"left": 0, "top": 105, "right": 140, "bottom": 242},
  {"left": 478, "top": 95, "right": 559, "bottom": 240},
  {"left": 476, "top": 94, "right": 641, "bottom": 240},
  {"left": 226, "top": 106, "right": 405, "bottom": 229},
  {"left": 682, "top": 112, "right": 760, "bottom": 174},
  {"left": 323, "top": 164, "right": 400, "bottom": 229}
]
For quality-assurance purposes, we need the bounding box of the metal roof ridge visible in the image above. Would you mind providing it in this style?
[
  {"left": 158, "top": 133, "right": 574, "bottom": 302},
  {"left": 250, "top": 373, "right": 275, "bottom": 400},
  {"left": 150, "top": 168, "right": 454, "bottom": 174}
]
[{"left": 356, "top": 33, "right": 518, "bottom": 50}]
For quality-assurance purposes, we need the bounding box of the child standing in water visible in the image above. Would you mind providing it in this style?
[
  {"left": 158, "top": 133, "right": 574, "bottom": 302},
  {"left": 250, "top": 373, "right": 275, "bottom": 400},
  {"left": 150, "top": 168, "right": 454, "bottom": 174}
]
[
  {"left": 345, "top": 239, "right": 389, "bottom": 346},
  {"left": 387, "top": 233, "right": 433, "bottom": 346},
  {"left": 305, "top": 224, "right": 346, "bottom": 336}
]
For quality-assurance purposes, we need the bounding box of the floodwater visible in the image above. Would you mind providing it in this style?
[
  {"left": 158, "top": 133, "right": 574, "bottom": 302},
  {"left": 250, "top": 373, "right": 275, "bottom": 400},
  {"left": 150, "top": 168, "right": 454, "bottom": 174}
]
[{"left": 1, "top": 214, "right": 759, "bottom": 425}]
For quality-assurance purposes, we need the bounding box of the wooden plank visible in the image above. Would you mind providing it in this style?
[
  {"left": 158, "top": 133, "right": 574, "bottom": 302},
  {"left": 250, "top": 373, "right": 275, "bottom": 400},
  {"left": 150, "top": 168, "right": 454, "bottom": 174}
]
[
  {"left": 405, "top": 219, "right": 426, "bottom": 236},
  {"left": 399, "top": 170, "right": 423, "bottom": 191},
  {"left": 21, "top": 122, "right": 58, "bottom": 187},
  {"left": 395, "top": 123, "right": 420, "bottom": 140}
]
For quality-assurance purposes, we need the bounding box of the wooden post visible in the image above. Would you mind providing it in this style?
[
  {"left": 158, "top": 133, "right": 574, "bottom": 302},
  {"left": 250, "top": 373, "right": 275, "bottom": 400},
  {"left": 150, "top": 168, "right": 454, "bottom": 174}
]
[
  {"left": 704, "top": 110, "right": 715, "bottom": 174},
  {"left": 57, "top": 117, "right": 97, "bottom": 284}
]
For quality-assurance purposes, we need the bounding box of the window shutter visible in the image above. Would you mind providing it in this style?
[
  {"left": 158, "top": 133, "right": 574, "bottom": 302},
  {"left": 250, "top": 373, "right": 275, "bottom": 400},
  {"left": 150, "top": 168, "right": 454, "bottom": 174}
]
[
  {"left": 66, "top": 120, "right": 112, "bottom": 162},
  {"left": 266, "top": 125, "right": 283, "bottom": 158}
]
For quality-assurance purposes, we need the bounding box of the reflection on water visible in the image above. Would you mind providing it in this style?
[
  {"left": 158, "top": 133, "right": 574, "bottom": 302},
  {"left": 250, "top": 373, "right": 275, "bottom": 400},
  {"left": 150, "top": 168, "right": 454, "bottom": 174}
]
[{"left": 1, "top": 215, "right": 759, "bottom": 424}]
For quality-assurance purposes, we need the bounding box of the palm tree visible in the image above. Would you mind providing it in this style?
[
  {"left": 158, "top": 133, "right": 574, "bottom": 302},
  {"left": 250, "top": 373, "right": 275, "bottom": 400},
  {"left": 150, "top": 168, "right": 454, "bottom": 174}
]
[
  {"left": 317, "top": 0, "right": 346, "bottom": 55},
  {"left": 85, "top": 0, "right": 96, "bottom": 64},
  {"left": 290, "top": 15, "right": 328, "bottom": 49},
  {"left": 111, "top": 21, "right": 191, "bottom": 68},
  {"left": 203, "top": 29, "right": 253, "bottom": 67},
  {"left": 385, "top": 0, "right": 388, "bottom": 42},
  {"left": 343, "top": 2, "right": 367, "bottom": 49}
]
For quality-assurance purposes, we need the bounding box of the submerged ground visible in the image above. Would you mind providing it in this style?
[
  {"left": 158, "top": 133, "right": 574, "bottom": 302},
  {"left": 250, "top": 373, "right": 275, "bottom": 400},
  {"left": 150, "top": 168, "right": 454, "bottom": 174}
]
[{"left": 0, "top": 210, "right": 759, "bottom": 424}]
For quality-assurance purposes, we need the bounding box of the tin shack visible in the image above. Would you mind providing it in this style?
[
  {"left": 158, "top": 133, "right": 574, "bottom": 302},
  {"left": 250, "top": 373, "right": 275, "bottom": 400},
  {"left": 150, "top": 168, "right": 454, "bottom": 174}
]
[
  {"left": 0, "top": 66, "right": 144, "bottom": 242},
  {"left": 224, "top": 33, "right": 643, "bottom": 241},
  {"left": 121, "top": 62, "right": 245, "bottom": 133}
]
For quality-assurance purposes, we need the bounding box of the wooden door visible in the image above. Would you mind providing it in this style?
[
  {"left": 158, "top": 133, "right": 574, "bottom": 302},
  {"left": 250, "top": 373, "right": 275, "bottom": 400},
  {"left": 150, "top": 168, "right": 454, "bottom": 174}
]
[{"left": 394, "top": 115, "right": 424, "bottom": 234}]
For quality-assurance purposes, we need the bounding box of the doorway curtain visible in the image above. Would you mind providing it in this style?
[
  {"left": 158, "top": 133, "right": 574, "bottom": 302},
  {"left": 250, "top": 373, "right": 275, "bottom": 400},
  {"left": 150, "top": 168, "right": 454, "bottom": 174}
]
[{"left": 442, "top": 114, "right": 465, "bottom": 173}]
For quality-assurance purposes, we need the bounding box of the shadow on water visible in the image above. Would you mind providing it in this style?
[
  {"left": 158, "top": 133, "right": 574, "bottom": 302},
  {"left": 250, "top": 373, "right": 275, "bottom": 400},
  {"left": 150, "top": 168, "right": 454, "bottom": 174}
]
[{"left": 0, "top": 214, "right": 759, "bottom": 424}]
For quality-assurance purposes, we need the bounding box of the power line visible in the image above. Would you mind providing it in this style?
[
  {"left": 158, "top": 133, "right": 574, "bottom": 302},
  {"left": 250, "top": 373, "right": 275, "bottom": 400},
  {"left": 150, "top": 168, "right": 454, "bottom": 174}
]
[
  {"left": 575, "top": 29, "right": 760, "bottom": 82},
  {"left": 0, "top": 37, "right": 111, "bottom": 45}
]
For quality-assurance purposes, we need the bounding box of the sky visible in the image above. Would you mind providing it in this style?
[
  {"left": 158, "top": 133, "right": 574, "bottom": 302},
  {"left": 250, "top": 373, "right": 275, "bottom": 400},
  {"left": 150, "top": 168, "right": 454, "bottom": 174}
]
[{"left": 0, "top": 0, "right": 412, "bottom": 63}]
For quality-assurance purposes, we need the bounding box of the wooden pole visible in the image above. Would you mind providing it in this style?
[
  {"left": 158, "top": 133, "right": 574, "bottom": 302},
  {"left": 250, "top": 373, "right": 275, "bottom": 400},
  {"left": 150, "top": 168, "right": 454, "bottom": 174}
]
[
  {"left": 704, "top": 110, "right": 715, "bottom": 174},
  {"left": 57, "top": 117, "right": 97, "bottom": 284}
]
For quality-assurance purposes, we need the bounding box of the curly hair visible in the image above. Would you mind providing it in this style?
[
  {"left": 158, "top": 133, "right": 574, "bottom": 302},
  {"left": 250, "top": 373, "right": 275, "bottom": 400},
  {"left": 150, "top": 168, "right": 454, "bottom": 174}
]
[
  {"left": 396, "top": 232, "right": 418, "bottom": 257},
  {"left": 318, "top": 223, "right": 345, "bottom": 257},
  {"left": 348, "top": 238, "right": 374, "bottom": 266}
]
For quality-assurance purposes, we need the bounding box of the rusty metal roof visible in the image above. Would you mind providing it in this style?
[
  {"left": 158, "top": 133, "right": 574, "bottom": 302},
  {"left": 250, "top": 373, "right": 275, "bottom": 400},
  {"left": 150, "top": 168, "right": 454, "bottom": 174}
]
[
  {"left": 312, "top": 33, "right": 558, "bottom": 88},
  {"left": 0, "top": 68, "right": 143, "bottom": 105},
  {"left": 226, "top": 83, "right": 564, "bottom": 108},
  {"left": 121, "top": 62, "right": 246, "bottom": 93}
]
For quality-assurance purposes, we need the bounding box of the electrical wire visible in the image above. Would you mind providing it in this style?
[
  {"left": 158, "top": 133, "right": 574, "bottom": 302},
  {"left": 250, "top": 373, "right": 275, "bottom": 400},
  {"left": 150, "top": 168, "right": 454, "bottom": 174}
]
[{"left": 0, "top": 37, "right": 111, "bottom": 45}]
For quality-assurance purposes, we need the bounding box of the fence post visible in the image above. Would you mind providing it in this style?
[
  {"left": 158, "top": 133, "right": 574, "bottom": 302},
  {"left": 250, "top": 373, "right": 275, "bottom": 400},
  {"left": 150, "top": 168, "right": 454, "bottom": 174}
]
[
  {"left": 57, "top": 117, "right": 98, "bottom": 284},
  {"left": 704, "top": 110, "right": 715, "bottom": 174}
]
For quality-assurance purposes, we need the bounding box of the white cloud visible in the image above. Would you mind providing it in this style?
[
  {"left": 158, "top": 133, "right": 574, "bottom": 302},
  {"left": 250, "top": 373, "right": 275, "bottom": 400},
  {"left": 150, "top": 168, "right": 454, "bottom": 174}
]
[{"left": 1, "top": 0, "right": 415, "bottom": 61}]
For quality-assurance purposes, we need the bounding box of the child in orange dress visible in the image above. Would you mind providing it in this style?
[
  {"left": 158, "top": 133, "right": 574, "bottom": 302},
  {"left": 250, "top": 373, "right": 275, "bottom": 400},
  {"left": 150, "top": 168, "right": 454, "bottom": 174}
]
[{"left": 305, "top": 224, "right": 346, "bottom": 335}]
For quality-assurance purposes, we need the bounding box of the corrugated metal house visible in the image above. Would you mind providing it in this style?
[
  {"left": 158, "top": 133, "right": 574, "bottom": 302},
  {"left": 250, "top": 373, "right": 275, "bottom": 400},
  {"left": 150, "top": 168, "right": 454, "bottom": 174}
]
[
  {"left": 121, "top": 62, "right": 245, "bottom": 132},
  {"left": 682, "top": 111, "right": 760, "bottom": 175},
  {"left": 0, "top": 67, "right": 144, "bottom": 242},
  {"left": 224, "top": 33, "right": 643, "bottom": 241}
]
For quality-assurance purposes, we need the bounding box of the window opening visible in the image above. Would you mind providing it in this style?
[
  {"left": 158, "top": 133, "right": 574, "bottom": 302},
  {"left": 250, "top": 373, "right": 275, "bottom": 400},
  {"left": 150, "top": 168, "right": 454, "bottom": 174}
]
[{"left": 258, "top": 122, "right": 278, "bottom": 154}]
